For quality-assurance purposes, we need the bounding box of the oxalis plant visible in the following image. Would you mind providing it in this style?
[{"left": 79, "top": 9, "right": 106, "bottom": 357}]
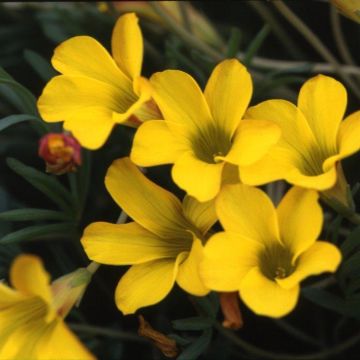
[{"left": 1, "top": 1, "right": 360, "bottom": 359}]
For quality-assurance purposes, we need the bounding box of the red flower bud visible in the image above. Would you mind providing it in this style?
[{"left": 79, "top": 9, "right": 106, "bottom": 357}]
[{"left": 39, "top": 133, "right": 81, "bottom": 175}]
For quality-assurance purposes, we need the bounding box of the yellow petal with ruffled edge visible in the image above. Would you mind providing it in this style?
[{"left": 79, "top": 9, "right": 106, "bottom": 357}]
[
  {"left": 204, "top": 59, "right": 252, "bottom": 137},
  {"left": 298, "top": 74, "right": 347, "bottom": 155},
  {"left": 182, "top": 195, "right": 217, "bottom": 235},
  {"left": 176, "top": 238, "right": 209, "bottom": 296},
  {"left": 112, "top": 13, "right": 142, "bottom": 80},
  {"left": 172, "top": 151, "right": 224, "bottom": 202},
  {"left": 10, "top": 255, "right": 52, "bottom": 305},
  {"left": 115, "top": 254, "right": 186, "bottom": 314},
  {"left": 239, "top": 267, "right": 300, "bottom": 318},
  {"left": 150, "top": 70, "right": 212, "bottom": 139},
  {"left": 276, "top": 241, "right": 341, "bottom": 290},
  {"left": 277, "top": 187, "right": 322, "bottom": 260},
  {"left": 131, "top": 120, "right": 186, "bottom": 166},
  {"left": 216, "top": 184, "right": 279, "bottom": 244},
  {"left": 105, "top": 157, "right": 190, "bottom": 238},
  {"left": 201, "top": 232, "right": 262, "bottom": 291},
  {"left": 82, "top": 221, "right": 189, "bottom": 265},
  {"left": 220, "top": 119, "right": 281, "bottom": 167}
]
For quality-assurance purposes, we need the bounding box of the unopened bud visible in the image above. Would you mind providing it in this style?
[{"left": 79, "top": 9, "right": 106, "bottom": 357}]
[
  {"left": 219, "top": 292, "right": 244, "bottom": 330},
  {"left": 39, "top": 133, "right": 81, "bottom": 175},
  {"left": 51, "top": 268, "right": 92, "bottom": 318}
]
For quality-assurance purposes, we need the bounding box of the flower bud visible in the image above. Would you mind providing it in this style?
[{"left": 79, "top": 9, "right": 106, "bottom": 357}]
[
  {"left": 39, "top": 133, "right": 81, "bottom": 175},
  {"left": 51, "top": 267, "right": 93, "bottom": 318},
  {"left": 219, "top": 292, "right": 244, "bottom": 330}
]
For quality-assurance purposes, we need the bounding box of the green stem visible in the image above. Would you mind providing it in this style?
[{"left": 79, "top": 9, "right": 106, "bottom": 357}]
[
  {"left": 272, "top": 0, "right": 360, "bottom": 100},
  {"left": 214, "top": 321, "right": 360, "bottom": 360},
  {"left": 87, "top": 261, "right": 100, "bottom": 275},
  {"left": 69, "top": 323, "right": 148, "bottom": 343},
  {"left": 330, "top": 6, "right": 357, "bottom": 67}
]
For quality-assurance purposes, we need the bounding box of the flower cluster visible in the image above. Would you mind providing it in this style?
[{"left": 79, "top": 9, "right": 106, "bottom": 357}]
[{"left": 5, "top": 10, "right": 360, "bottom": 359}]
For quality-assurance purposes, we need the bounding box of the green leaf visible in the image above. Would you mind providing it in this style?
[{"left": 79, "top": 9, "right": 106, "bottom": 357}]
[
  {"left": 172, "top": 317, "right": 212, "bottom": 331},
  {"left": 0, "top": 222, "right": 77, "bottom": 245},
  {"left": 341, "top": 225, "right": 360, "bottom": 258},
  {"left": 177, "top": 329, "right": 212, "bottom": 360},
  {"left": 0, "top": 66, "right": 38, "bottom": 115},
  {"left": 302, "top": 288, "right": 346, "bottom": 315},
  {"left": 24, "top": 49, "right": 57, "bottom": 82},
  {"left": 167, "top": 334, "right": 191, "bottom": 347},
  {"left": 340, "top": 251, "right": 360, "bottom": 278},
  {"left": 0, "top": 208, "right": 71, "bottom": 222},
  {"left": 226, "top": 27, "right": 242, "bottom": 58},
  {"left": 0, "top": 114, "right": 42, "bottom": 132},
  {"left": 243, "top": 24, "right": 271, "bottom": 66},
  {"left": 191, "top": 294, "right": 219, "bottom": 319},
  {"left": 6, "top": 157, "right": 75, "bottom": 214}
]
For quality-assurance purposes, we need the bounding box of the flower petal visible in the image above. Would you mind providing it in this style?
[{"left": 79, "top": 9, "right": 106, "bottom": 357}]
[
  {"left": 204, "top": 59, "right": 252, "bottom": 137},
  {"left": 239, "top": 147, "right": 295, "bottom": 185},
  {"left": 201, "top": 232, "right": 262, "bottom": 291},
  {"left": 172, "top": 151, "right": 224, "bottom": 202},
  {"left": 176, "top": 238, "right": 209, "bottom": 296},
  {"left": 222, "top": 119, "right": 281, "bottom": 166},
  {"left": 216, "top": 184, "right": 279, "bottom": 244},
  {"left": 286, "top": 165, "right": 337, "bottom": 190},
  {"left": 182, "top": 195, "right": 217, "bottom": 235},
  {"left": 112, "top": 13, "right": 143, "bottom": 80},
  {"left": 81, "top": 221, "right": 188, "bottom": 265},
  {"left": 150, "top": 70, "right": 212, "bottom": 138},
  {"left": 338, "top": 110, "right": 360, "bottom": 158},
  {"left": 276, "top": 241, "right": 341, "bottom": 289},
  {"left": 277, "top": 187, "right": 322, "bottom": 259},
  {"left": 240, "top": 267, "right": 300, "bottom": 318},
  {"left": 246, "top": 99, "right": 318, "bottom": 163},
  {"left": 51, "top": 35, "right": 130, "bottom": 87},
  {"left": 39, "top": 321, "right": 95, "bottom": 360},
  {"left": 115, "top": 255, "right": 186, "bottom": 314},
  {"left": 10, "top": 255, "right": 52, "bottom": 304},
  {"left": 131, "top": 120, "right": 186, "bottom": 166},
  {"left": 105, "top": 157, "right": 190, "bottom": 238},
  {"left": 298, "top": 75, "right": 347, "bottom": 154}
]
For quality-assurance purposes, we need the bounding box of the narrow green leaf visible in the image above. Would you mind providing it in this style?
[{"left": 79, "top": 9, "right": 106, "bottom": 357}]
[
  {"left": 340, "top": 251, "right": 360, "bottom": 277},
  {"left": 226, "top": 27, "right": 242, "bottom": 58},
  {"left": 172, "top": 317, "right": 212, "bottom": 331},
  {"left": 177, "top": 329, "right": 212, "bottom": 360},
  {"left": 0, "top": 222, "right": 77, "bottom": 245},
  {"left": 0, "top": 66, "right": 38, "bottom": 115},
  {"left": 302, "top": 288, "right": 346, "bottom": 315},
  {"left": 341, "top": 225, "right": 360, "bottom": 258},
  {"left": 0, "top": 114, "right": 41, "bottom": 132},
  {"left": 167, "top": 334, "right": 191, "bottom": 347},
  {"left": 24, "top": 49, "right": 57, "bottom": 82},
  {"left": 6, "top": 157, "right": 75, "bottom": 214},
  {"left": 0, "top": 208, "right": 71, "bottom": 222},
  {"left": 191, "top": 295, "right": 218, "bottom": 319},
  {"left": 243, "top": 24, "right": 271, "bottom": 66}
]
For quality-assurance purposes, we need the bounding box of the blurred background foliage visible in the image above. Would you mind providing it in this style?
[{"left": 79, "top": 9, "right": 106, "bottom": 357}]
[{"left": 2, "top": 1, "right": 360, "bottom": 359}]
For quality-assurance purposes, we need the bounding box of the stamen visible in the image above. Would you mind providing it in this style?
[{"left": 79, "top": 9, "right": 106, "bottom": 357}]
[{"left": 275, "top": 266, "right": 287, "bottom": 279}]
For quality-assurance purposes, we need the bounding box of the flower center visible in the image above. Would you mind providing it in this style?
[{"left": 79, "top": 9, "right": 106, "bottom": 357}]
[
  {"left": 259, "top": 242, "right": 295, "bottom": 281},
  {"left": 192, "top": 124, "right": 232, "bottom": 164}
]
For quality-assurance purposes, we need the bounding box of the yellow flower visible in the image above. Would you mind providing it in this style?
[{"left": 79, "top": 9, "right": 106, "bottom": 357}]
[
  {"left": 81, "top": 157, "right": 217, "bottom": 314},
  {"left": 131, "top": 59, "right": 281, "bottom": 202},
  {"left": 0, "top": 255, "right": 94, "bottom": 359},
  {"left": 240, "top": 75, "right": 360, "bottom": 204},
  {"left": 38, "top": 13, "right": 157, "bottom": 150},
  {"left": 201, "top": 184, "right": 341, "bottom": 318}
]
